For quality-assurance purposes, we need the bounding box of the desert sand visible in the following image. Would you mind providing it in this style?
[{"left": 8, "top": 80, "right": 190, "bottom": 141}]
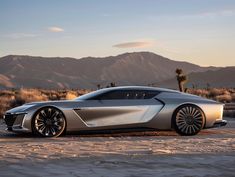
[{"left": 0, "top": 118, "right": 234, "bottom": 177}]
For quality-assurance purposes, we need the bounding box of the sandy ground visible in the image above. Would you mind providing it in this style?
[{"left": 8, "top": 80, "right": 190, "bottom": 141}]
[{"left": 0, "top": 118, "right": 234, "bottom": 177}]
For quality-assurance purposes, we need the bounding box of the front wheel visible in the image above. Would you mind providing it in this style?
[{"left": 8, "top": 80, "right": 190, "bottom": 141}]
[
  {"left": 32, "top": 107, "right": 66, "bottom": 137},
  {"left": 173, "top": 104, "right": 205, "bottom": 136}
]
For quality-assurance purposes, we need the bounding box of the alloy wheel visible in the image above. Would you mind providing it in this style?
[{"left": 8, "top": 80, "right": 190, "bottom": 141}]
[
  {"left": 33, "top": 107, "right": 66, "bottom": 137},
  {"left": 174, "top": 105, "right": 204, "bottom": 135}
]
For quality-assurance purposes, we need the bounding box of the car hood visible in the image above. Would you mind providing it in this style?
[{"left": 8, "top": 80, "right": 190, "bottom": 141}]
[
  {"left": 6, "top": 104, "right": 37, "bottom": 114},
  {"left": 6, "top": 100, "right": 82, "bottom": 114},
  {"left": 24, "top": 100, "right": 77, "bottom": 106}
]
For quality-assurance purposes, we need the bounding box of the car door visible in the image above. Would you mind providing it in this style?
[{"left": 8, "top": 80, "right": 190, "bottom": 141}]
[{"left": 74, "top": 90, "right": 164, "bottom": 127}]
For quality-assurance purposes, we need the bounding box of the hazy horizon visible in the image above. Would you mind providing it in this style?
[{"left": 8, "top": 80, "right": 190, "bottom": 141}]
[{"left": 1, "top": 0, "right": 235, "bottom": 67}]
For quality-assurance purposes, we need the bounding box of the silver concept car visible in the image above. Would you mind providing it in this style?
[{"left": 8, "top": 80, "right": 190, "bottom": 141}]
[{"left": 4, "top": 86, "right": 227, "bottom": 137}]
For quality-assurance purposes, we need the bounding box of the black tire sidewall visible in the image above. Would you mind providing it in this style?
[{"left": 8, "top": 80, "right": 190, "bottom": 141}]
[
  {"left": 172, "top": 104, "right": 205, "bottom": 136},
  {"left": 32, "top": 107, "right": 66, "bottom": 138}
]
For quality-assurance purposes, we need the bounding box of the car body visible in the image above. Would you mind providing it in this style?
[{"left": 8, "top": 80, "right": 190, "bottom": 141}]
[{"left": 4, "top": 86, "right": 227, "bottom": 137}]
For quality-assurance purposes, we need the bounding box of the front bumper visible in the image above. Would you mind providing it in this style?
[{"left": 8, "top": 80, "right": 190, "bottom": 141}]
[
  {"left": 212, "top": 119, "right": 227, "bottom": 128},
  {"left": 3, "top": 113, "right": 27, "bottom": 131}
]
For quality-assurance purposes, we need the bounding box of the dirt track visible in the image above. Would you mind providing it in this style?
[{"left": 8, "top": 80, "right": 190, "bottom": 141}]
[{"left": 0, "top": 118, "right": 234, "bottom": 177}]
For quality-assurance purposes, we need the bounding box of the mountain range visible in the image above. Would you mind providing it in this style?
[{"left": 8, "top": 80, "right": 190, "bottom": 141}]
[{"left": 0, "top": 52, "right": 234, "bottom": 89}]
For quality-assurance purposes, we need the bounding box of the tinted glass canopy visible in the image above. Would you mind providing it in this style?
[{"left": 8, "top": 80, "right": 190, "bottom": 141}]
[{"left": 88, "top": 90, "right": 160, "bottom": 100}]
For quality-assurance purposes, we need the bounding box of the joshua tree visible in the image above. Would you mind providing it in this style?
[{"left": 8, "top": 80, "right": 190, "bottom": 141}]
[
  {"left": 106, "top": 82, "right": 116, "bottom": 88},
  {"left": 110, "top": 82, "right": 116, "bottom": 87},
  {"left": 176, "top": 68, "right": 187, "bottom": 92},
  {"left": 97, "top": 84, "right": 101, "bottom": 90}
]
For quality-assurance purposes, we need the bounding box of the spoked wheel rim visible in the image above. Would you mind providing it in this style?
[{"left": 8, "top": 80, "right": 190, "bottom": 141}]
[
  {"left": 34, "top": 107, "right": 66, "bottom": 137},
  {"left": 175, "top": 105, "right": 204, "bottom": 135}
]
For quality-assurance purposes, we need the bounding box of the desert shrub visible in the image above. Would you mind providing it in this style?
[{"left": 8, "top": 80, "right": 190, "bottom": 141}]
[
  {"left": 188, "top": 89, "right": 209, "bottom": 98},
  {"left": 50, "top": 94, "right": 59, "bottom": 100},
  {"left": 42, "top": 90, "right": 60, "bottom": 100},
  {"left": 208, "top": 88, "right": 224, "bottom": 98},
  {"left": 231, "top": 93, "right": 235, "bottom": 102},
  {"left": 215, "top": 94, "right": 232, "bottom": 103},
  {"left": 222, "top": 90, "right": 230, "bottom": 95},
  {"left": 10, "top": 89, "right": 48, "bottom": 108},
  {"left": 227, "top": 88, "right": 235, "bottom": 94},
  {"left": 0, "top": 95, "right": 15, "bottom": 119},
  {"left": 77, "top": 89, "right": 91, "bottom": 96},
  {"left": 187, "top": 88, "right": 235, "bottom": 103},
  {"left": 65, "top": 91, "right": 78, "bottom": 100},
  {"left": 0, "top": 90, "right": 15, "bottom": 97}
]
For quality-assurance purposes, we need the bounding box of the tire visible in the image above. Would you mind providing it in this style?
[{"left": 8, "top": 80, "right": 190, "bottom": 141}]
[
  {"left": 172, "top": 104, "right": 205, "bottom": 136},
  {"left": 32, "top": 107, "right": 66, "bottom": 137}
]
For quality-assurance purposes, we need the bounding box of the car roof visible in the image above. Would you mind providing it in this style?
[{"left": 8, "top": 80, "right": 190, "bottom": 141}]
[
  {"left": 98, "top": 86, "right": 179, "bottom": 93},
  {"left": 76, "top": 86, "right": 179, "bottom": 100}
]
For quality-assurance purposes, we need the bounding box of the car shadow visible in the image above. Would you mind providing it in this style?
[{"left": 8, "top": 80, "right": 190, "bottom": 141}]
[
  {"left": 0, "top": 120, "right": 220, "bottom": 139},
  {"left": 0, "top": 128, "right": 219, "bottom": 140}
]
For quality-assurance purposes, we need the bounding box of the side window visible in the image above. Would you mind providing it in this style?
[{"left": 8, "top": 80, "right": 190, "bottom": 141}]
[
  {"left": 93, "top": 90, "right": 160, "bottom": 100},
  {"left": 144, "top": 91, "right": 160, "bottom": 99},
  {"left": 126, "top": 91, "right": 145, "bottom": 99},
  {"left": 126, "top": 90, "right": 159, "bottom": 99},
  {"left": 94, "top": 91, "right": 127, "bottom": 100}
]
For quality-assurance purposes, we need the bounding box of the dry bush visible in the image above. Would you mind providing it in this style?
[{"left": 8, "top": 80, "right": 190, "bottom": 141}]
[
  {"left": 77, "top": 89, "right": 91, "bottom": 97},
  {"left": 41, "top": 90, "right": 61, "bottom": 100},
  {"left": 0, "top": 95, "right": 15, "bottom": 119},
  {"left": 222, "top": 90, "right": 230, "bottom": 95},
  {"left": 65, "top": 89, "right": 91, "bottom": 100},
  {"left": 215, "top": 94, "right": 232, "bottom": 103},
  {"left": 65, "top": 91, "right": 78, "bottom": 100},
  {"left": 0, "top": 90, "right": 15, "bottom": 97},
  {"left": 231, "top": 93, "right": 235, "bottom": 102},
  {"left": 188, "top": 89, "right": 209, "bottom": 98},
  {"left": 189, "top": 88, "right": 235, "bottom": 103},
  {"left": 208, "top": 88, "right": 224, "bottom": 98},
  {"left": 39, "top": 89, "right": 91, "bottom": 100},
  {"left": 10, "top": 89, "right": 48, "bottom": 108},
  {"left": 208, "top": 88, "right": 234, "bottom": 103},
  {"left": 49, "top": 90, "right": 69, "bottom": 100},
  {"left": 227, "top": 88, "right": 235, "bottom": 94}
]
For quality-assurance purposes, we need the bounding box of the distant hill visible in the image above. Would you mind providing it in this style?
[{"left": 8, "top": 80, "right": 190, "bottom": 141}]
[
  {"left": 155, "top": 67, "right": 235, "bottom": 89},
  {"left": 0, "top": 52, "right": 228, "bottom": 89}
]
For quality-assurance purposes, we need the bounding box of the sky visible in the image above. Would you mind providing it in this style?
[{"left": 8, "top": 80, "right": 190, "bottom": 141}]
[{"left": 0, "top": 0, "right": 235, "bottom": 66}]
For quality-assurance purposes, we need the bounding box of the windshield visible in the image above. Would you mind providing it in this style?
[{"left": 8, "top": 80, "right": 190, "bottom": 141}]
[{"left": 74, "top": 89, "right": 107, "bottom": 100}]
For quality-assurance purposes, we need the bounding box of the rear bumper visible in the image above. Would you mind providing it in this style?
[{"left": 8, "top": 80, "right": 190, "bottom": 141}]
[{"left": 212, "top": 120, "right": 227, "bottom": 128}]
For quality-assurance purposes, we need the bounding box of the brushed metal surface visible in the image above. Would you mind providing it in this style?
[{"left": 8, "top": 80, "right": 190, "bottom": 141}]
[{"left": 74, "top": 99, "right": 163, "bottom": 127}]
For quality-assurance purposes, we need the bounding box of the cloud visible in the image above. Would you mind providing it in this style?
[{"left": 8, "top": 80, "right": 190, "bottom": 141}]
[
  {"left": 113, "top": 41, "right": 153, "bottom": 48},
  {"left": 181, "top": 9, "right": 235, "bottom": 19},
  {"left": 221, "top": 9, "right": 235, "bottom": 16},
  {"left": 2, "top": 33, "right": 38, "bottom": 39},
  {"left": 48, "top": 26, "right": 64, "bottom": 32},
  {"left": 202, "top": 9, "right": 235, "bottom": 17},
  {"left": 147, "top": 8, "right": 235, "bottom": 21}
]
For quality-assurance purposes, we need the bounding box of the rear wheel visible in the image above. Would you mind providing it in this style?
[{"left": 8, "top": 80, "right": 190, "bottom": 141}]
[
  {"left": 32, "top": 107, "right": 66, "bottom": 137},
  {"left": 173, "top": 104, "right": 205, "bottom": 136}
]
